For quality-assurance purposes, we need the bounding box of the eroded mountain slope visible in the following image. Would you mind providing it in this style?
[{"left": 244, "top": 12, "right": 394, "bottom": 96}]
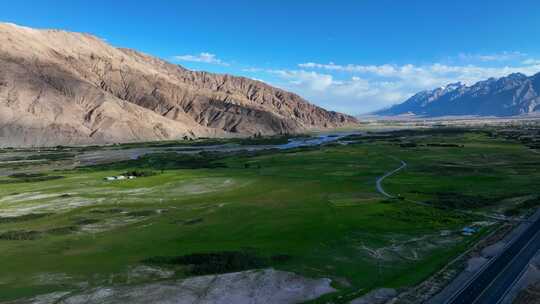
[{"left": 0, "top": 23, "right": 357, "bottom": 147}]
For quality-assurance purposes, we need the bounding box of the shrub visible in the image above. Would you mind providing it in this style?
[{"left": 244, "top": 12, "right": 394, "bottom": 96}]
[
  {"left": 0, "top": 213, "right": 52, "bottom": 224},
  {"left": 143, "top": 251, "right": 267, "bottom": 275},
  {"left": 0, "top": 230, "right": 42, "bottom": 240},
  {"left": 123, "top": 170, "right": 156, "bottom": 177}
]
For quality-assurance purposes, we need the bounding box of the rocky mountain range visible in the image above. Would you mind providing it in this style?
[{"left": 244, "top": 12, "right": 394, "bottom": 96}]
[
  {"left": 375, "top": 72, "right": 540, "bottom": 117},
  {"left": 0, "top": 23, "right": 357, "bottom": 147}
]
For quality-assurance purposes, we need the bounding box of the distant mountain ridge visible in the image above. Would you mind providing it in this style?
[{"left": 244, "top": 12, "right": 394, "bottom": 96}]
[
  {"left": 0, "top": 23, "right": 357, "bottom": 147},
  {"left": 375, "top": 72, "right": 540, "bottom": 117}
]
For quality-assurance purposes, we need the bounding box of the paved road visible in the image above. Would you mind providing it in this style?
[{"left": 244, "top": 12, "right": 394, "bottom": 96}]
[
  {"left": 445, "top": 211, "right": 540, "bottom": 304},
  {"left": 375, "top": 158, "right": 407, "bottom": 198}
]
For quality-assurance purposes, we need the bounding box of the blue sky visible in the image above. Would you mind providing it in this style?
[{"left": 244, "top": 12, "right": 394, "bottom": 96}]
[{"left": 2, "top": 0, "right": 540, "bottom": 114}]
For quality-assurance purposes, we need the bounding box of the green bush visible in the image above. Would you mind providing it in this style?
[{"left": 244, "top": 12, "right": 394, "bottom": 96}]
[
  {"left": 143, "top": 251, "right": 267, "bottom": 275},
  {"left": 0, "top": 230, "right": 42, "bottom": 241},
  {"left": 0, "top": 213, "right": 52, "bottom": 224}
]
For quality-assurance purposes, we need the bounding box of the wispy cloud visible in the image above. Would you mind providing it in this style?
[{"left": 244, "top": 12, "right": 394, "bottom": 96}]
[
  {"left": 298, "top": 62, "right": 399, "bottom": 76},
  {"left": 269, "top": 70, "right": 335, "bottom": 92},
  {"left": 172, "top": 52, "right": 229, "bottom": 66},
  {"left": 523, "top": 58, "right": 540, "bottom": 65},
  {"left": 173, "top": 51, "right": 540, "bottom": 114},
  {"left": 457, "top": 51, "right": 526, "bottom": 62},
  {"left": 241, "top": 67, "right": 264, "bottom": 73},
  {"left": 267, "top": 57, "right": 540, "bottom": 114},
  {"left": 267, "top": 70, "right": 408, "bottom": 113},
  {"left": 297, "top": 61, "right": 540, "bottom": 85}
]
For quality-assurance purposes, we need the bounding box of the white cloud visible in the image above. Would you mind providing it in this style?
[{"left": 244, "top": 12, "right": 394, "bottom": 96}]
[
  {"left": 269, "top": 70, "right": 334, "bottom": 92},
  {"left": 458, "top": 51, "right": 526, "bottom": 62},
  {"left": 298, "top": 61, "right": 540, "bottom": 86},
  {"left": 265, "top": 70, "right": 408, "bottom": 114},
  {"left": 523, "top": 59, "right": 540, "bottom": 65},
  {"left": 298, "top": 62, "right": 398, "bottom": 76},
  {"left": 271, "top": 58, "right": 540, "bottom": 114},
  {"left": 242, "top": 67, "right": 264, "bottom": 73},
  {"left": 173, "top": 52, "right": 229, "bottom": 66}
]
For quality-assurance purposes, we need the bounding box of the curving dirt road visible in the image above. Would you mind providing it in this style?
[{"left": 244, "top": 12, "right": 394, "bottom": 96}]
[{"left": 375, "top": 158, "right": 407, "bottom": 198}]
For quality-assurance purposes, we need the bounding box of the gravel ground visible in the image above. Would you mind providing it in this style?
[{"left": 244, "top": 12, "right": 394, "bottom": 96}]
[
  {"left": 11, "top": 268, "right": 336, "bottom": 304},
  {"left": 349, "top": 288, "right": 397, "bottom": 304}
]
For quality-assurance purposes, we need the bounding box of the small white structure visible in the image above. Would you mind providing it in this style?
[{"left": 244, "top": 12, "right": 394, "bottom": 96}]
[{"left": 104, "top": 175, "right": 137, "bottom": 181}]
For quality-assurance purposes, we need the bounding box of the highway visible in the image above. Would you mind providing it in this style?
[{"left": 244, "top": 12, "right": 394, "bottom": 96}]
[
  {"left": 374, "top": 156, "right": 540, "bottom": 304},
  {"left": 445, "top": 211, "right": 540, "bottom": 304}
]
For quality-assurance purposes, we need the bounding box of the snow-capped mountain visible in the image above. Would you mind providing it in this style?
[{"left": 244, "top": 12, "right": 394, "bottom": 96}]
[{"left": 375, "top": 72, "right": 540, "bottom": 117}]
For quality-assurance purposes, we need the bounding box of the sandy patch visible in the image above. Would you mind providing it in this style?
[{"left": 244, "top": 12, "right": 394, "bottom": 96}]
[
  {"left": 78, "top": 217, "right": 144, "bottom": 234},
  {"left": 17, "top": 269, "right": 336, "bottom": 304},
  {"left": 349, "top": 288, "right": 397, "bottom": 304},
  {"left": 126, "top": 265, "right": 175, "bottom": 282},
  {"left": 73, "top": 187, "right": 154, "bottom": 196},
  {"left": 11, "top": 292, "right": 71, "bottom": 304},
  {"left": 0, "top": 192, "right": 60, "bottom": 204},
  {"left": 358, "top": 233, "right": 462, "bottom": 263},
  {"left": 0, "top": 197, "right": 104, "bottom": 217},
  {"left": 33, "top": 273, "right": 73, "bottom": 285}
]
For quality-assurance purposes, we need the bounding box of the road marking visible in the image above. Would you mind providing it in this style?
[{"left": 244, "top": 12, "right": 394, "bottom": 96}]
[
  {"left": 444, "top": 212, "right": 540, "bottom": 304},
  {"left": 495, "top": 257, "right": 531, "bottom": 304},
  {"left": 478, "top": 224, "right": 540, "bottom": 304}
]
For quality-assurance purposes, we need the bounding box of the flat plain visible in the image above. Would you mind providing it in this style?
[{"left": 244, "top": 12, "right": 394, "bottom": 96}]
[{"left": 1, "top": 128, "right": 539, "bottom": 303}]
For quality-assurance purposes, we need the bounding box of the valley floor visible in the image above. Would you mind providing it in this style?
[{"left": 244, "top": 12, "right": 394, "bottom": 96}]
[{"left": 0, "top": 128, "right": 539, "bottom": 303}]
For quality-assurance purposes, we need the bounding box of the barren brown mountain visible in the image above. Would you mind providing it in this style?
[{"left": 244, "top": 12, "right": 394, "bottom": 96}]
[{"left": 0, "top": 23, "right": 357, "bottom": 147}]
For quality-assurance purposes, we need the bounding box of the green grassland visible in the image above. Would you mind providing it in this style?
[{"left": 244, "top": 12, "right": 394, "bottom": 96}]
[{"left": 0, "top": 130, "right": 539, "bottom": 302}]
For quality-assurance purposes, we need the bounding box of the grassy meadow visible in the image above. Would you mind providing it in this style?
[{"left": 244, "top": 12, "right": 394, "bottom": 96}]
[{"left": 0, "top": 129, "right": 539, "bottom": 302}]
